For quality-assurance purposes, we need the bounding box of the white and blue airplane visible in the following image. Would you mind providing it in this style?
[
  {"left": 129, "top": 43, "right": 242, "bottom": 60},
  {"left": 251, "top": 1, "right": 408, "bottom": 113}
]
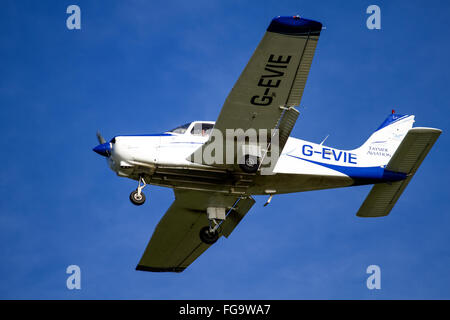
[{"left": 93, "top": 16, "right": 441, "bottom": 273}]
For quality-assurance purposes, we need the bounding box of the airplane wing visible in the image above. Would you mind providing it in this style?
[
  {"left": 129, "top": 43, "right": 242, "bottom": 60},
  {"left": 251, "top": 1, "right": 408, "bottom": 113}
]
[
  {"left": 136, "top": 190, "right": 255, "bottom": 272},
  {"left": 190, "top": 16, "right": 322, "bottom": 167}
]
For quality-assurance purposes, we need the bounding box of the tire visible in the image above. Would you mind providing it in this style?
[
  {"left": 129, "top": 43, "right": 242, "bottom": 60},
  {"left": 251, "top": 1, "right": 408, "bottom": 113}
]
[
  {"left": 239, "top": 155, "right": 260, "bottom": 173},
  {"left": 130, "top": 190, "right": 146, "bottom": 206},
  {"left": 199, "top": 226, "right": 219, "bottom": 244}
]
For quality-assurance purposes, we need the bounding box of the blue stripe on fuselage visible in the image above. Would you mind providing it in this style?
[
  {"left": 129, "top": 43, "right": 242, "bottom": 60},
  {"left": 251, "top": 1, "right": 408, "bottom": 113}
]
[{"left": 286, "top": 154, "right": 407, "bottom": 182}]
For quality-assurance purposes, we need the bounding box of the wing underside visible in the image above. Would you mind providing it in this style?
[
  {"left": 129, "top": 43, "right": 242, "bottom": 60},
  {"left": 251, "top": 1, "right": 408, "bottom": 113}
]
[
  {"left": 136, "top": 190, "right": 255, "bottom": 272},
  {"left": 214, "top": 16, "right": 322, "bottom": 133},
  {"left": 189, "top": 16, "right": 322, "bottom": 167}
]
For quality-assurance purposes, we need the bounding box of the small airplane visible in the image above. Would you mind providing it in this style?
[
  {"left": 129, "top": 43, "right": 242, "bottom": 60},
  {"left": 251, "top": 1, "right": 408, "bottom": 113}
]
[{"left": 93, "top": 16, "right": 441, "bottom": 273}]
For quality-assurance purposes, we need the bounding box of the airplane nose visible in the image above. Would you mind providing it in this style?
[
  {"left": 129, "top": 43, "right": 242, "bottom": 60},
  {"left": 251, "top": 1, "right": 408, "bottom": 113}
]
[{"left": 93, "top": 142, "right": 112, "bottom": 157}]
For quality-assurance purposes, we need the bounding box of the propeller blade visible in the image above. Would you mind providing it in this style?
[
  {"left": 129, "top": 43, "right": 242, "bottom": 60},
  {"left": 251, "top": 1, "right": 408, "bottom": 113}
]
[{"left": 96, "top": 131, "right": 106, "bottom": 144}]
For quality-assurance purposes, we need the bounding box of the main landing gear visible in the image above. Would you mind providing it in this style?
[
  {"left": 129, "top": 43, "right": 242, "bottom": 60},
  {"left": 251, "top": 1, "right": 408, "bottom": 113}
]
[
  {"left": 129, "top": 177, "right": 147, "bottom": 206},
  {"left": 199, "top": 207, "right": 226, "bottom": 244},
  {"left": 239, "top": 155, "right": 260, "bottom": 173},
  {"left": 199, "top": 226, "right": 219, "bottom": 245}
]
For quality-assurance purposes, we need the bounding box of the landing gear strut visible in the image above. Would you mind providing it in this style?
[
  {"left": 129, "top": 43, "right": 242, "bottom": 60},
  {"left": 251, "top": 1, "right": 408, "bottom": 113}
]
[
  {"left": 199, "top": 207, "right": 225, "bottom": 244},
  {"left": 130, "top": 176, "right": 147, "bottom": 206}
]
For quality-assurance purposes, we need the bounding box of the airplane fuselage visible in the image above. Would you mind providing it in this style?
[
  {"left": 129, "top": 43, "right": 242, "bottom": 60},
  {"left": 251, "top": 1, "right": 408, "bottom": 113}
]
[{"left": 105, "top": 122, "right": 406, "bottom": 197}]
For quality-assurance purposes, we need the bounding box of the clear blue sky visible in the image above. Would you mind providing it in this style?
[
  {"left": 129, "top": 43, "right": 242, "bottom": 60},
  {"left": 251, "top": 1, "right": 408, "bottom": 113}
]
[{"left": 1, "top": 0, "right": 449, "bottom": 299}]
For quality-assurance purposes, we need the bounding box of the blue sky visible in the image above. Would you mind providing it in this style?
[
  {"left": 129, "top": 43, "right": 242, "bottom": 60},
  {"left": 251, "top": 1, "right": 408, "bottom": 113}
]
[{"left": 0, "top": 0, "right": 449, "bottom": 299}]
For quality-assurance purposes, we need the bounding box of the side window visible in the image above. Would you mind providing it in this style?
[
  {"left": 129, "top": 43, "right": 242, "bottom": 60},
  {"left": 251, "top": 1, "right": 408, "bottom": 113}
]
[
  {"left": 203, "top": 123, "right": 214, "bottom": 136},
  {"left": 191, "top": 123, "right": 214, "bottom": 136}
]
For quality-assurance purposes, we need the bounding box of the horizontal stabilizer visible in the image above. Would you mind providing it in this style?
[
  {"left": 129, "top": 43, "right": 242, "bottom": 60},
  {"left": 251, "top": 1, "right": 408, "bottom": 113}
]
[
  {"left": 357, "top": 127, "right": 441, "bottom": 217},
  {"left": 386, "top": 127, "right": 442, "bottom": 175}
]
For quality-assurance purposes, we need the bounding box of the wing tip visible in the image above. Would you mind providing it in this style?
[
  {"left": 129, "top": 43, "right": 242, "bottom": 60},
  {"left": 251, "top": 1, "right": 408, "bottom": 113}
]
[
  {"left": 135, "top": 264, "right": 185, "bottom": 273},
  {"left": 356, "top": 211, "right": 390, "bottom": 218},
  {"left": 409, "top": 127, "right": 443, "bottom": 135},
  {"left": 268, "top": 16, "right": 322, "bottom": 36}
]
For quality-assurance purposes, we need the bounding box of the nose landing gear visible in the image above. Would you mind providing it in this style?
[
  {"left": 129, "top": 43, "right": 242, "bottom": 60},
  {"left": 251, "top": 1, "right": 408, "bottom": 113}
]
[{"left": 130, "top": 177, "right": 147, "bottom": 206}]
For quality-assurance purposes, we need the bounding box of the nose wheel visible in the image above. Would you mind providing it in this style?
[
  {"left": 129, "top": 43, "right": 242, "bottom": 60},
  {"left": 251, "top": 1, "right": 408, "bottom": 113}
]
[
  {"left": 130, "top": 190, "right": 146, "bottom": 205},
  {"left": 129, "top": 177, "right": 147, "bottom": 206}
]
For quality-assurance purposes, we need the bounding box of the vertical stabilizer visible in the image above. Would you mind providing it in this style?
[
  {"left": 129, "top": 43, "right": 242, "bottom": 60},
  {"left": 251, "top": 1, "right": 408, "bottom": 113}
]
[{"left": 352, "top": 113, "right": 415, "bottom": 168}]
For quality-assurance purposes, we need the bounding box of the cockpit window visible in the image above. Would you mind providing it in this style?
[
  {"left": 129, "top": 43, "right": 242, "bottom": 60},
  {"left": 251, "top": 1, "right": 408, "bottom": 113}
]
[
  {"left": 168, "top": 122, "right": 191, "bottom": 134},
  {"left": 191, "top": 123, "right": 214, "bottom": 136}
]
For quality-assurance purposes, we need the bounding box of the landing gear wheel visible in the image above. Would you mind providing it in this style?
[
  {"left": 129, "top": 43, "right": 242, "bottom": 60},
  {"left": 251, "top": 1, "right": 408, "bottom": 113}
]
[
  {"left": 239, "top": 155, "right": 260, "bottom": 173},
  {"left": 130, "top": 190, "right": 146, "bottom": 206},
  {"left": 199, "top": 226, "right": 219, "bottom": 244}
]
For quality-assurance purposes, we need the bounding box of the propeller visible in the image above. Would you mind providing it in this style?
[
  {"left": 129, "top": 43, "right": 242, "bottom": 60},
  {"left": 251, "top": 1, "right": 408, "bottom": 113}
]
[
  {"left": 96, "top": 131, "right": 106, "bottom": 144},
  {"left": 93, "top": 131, "right": 111, "bottom": 157}
]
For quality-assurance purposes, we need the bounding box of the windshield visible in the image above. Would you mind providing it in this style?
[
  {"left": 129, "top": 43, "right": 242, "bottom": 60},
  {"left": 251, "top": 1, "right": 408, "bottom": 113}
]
[
  {"left": 191, "top": 123, "right": 214, "bottom": 136},
  {"left": 168, "top": 122, "right": 191, "bottom": 134}
]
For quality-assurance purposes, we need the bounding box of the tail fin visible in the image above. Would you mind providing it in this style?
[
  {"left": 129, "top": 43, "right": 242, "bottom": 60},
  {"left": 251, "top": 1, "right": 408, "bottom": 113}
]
[
  {"left": 356, "top": 127, "right": 441, "bottom": 217},
  {"left": 352, "top": 113, "right": 415, "bottom": 168}
]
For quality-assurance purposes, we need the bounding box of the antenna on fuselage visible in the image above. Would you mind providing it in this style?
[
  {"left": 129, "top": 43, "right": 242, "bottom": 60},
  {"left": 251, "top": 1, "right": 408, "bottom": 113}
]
[{"left": 319, "top": 134, "right": 329, "bottom": 146}]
